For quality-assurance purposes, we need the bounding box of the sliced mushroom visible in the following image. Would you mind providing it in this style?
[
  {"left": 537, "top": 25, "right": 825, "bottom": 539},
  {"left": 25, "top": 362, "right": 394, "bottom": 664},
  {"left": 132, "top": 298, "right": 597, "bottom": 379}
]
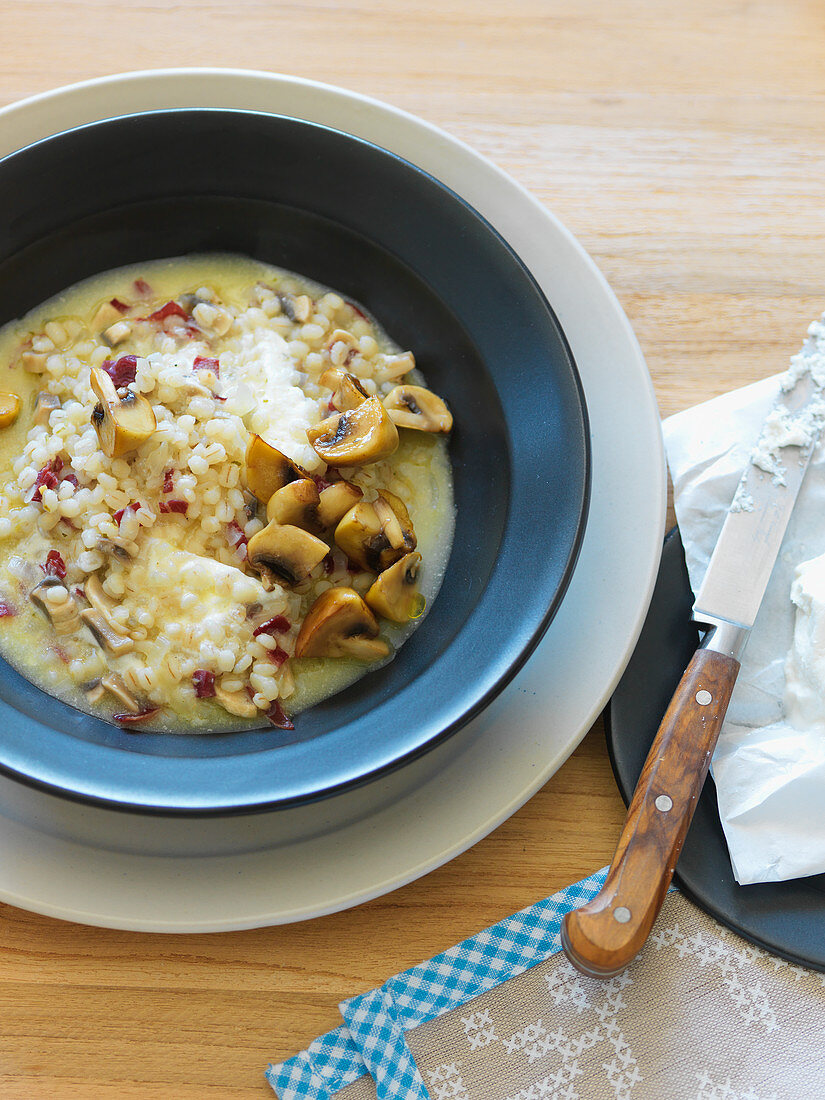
[
  {"left": 34, "top": 391, "right": 60, "bottom": 426},
  {"left": 335, "top": 491, "right": 416, "bottom": 573},
  {"left": 85, "top": 680, "right": 107, "bottom": 705},
  {"left": 316, "top": 480, "right": 363, "bottom": 531},
  {"left": 327, "top": 329, "right": 358, "bottom": 367},
  {"left": 295, "top": 588, "right": 390, "bottom": 660},
  {"left": 92, "top": 300, "right": 126, "bottom": 333},
  {"left": 265, "top": 479, "right": 320, "bottom": 527},
  {"left": 90, "top": 365, "right": 156, "bottom": 458},
  {"left": 97, "top": 536, "right": 137, "bottom": 560},
  {"left": 177, "top": 292, "right": 211, "bottom": 312},
  {"left": 382, "top": 385, "right": 453, "bottom": 433},
  {"left": 215, "top": 682, "right": 258, "bottom": 718},
  {"left": 306, "top": 397, "right": 398, "bottom": 467},
  {"left": 278, "top": 293, "right": 312, "bottom": 323},
  {"left": 81, "top": 608, "right": 134, "bottom": 655},
  {"left": 373, "top": 491, "right": 415, "bottom": 552},
  {"left": 0, "top": 392, "right": 21, "bottom": 428},
  {"left": 21, "top": 350, "right": 48, "bottom": 374},
  {"left": 365, "top": 553, "right": 425, "bottom": 622},
  {"left": 30, "top": 579, "right": 80, "bottom": 636},
  {"left": 247, "top": 521, "right": 329, "bottom": 588},
  {"left": 244, "top": 434, "right": 308, "bottom": 503},
  {"left": 319, "top": 369, "right": 369, "bottom": 412},
  {"left": 102, "top": 320, "right": 131, "bottom": 347},
  {"left": 84, "top": 575, "right": 130, "bottom": 637},
  {"left": 100, "top": 672, "right": 141, "bottom": 713},
  {"left": 373, "top": 350, "right": 415, "bottom": 385}
]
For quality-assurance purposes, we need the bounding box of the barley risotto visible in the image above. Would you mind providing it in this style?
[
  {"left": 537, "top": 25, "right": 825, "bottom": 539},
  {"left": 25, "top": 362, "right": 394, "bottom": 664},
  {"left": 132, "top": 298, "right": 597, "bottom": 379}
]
[{"left": 0, "top": 254, "right": 455, "bottom": 732}]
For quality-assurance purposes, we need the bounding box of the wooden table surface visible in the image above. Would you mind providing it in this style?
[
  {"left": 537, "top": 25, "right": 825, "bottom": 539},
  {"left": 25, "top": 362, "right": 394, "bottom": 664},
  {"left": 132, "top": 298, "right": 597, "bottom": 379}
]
[{"left": 2, "top": 1, "right": 824, "bottom": 1096}]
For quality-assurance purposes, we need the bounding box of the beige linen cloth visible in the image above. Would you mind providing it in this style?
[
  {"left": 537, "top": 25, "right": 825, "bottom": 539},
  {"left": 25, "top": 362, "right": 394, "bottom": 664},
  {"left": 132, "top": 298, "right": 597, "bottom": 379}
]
[{"left": 328, "top": 891, "right": 825, "bottom": 1100}]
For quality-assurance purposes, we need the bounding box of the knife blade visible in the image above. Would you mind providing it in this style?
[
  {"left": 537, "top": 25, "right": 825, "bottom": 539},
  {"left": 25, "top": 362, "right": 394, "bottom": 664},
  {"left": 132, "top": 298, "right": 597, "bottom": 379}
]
[{"left": 560, "top": 365, "right": 825, "bottom": 979}]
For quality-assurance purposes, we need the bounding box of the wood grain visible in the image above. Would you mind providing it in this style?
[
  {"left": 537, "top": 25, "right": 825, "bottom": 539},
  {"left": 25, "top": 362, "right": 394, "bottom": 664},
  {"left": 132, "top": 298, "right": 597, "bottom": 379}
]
[{"left": 1, "top": 0, "right": 824, "bottom": 1094}]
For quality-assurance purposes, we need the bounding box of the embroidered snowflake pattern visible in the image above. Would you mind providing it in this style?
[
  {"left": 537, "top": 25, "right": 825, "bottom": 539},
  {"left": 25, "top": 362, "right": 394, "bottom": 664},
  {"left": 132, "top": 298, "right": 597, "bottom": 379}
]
[
  {"left": 695, "top": 1070, "right": 778, "bottom": 1100},
  {"left": 426, "top": 1061, "right": 469, "bottom": 1100},
  {"left": 461, "top": 1008, "right": 498, "bottom": 1050},
  {"left": 504, "top": 1075, "right": 581, "bottom": 1100}
]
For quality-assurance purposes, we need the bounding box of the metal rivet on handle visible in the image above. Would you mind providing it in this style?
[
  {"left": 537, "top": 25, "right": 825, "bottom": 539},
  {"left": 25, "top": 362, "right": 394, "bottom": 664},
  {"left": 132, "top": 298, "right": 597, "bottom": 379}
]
[
  {"left": 655, "top": 794, "right": 673, "bottom": 812},
  {"left": 613, "top": 906, "right": 631, "bottom": 924},
  {"left": 696, "top": 689, "right": 712, "bottom": 705}
]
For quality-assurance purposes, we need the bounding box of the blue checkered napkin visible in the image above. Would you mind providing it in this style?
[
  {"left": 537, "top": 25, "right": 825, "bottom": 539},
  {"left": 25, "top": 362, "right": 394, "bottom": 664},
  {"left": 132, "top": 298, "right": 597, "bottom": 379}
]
[
  {"left": 266, "top": 1025, "right": 366, "bottom": 1099},
  {"left": 340, "top": 867, "right": 607, "bottom": 1100},
  {"left": 267, "top": 867, "right": 607, "bottom": 1099}
]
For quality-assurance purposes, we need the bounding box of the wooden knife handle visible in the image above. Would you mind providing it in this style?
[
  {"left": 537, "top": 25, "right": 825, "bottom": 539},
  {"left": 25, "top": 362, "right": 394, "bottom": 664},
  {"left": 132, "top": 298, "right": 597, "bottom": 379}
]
[{"left": 561, "top": 646, "right": 739, "bottom": 978}]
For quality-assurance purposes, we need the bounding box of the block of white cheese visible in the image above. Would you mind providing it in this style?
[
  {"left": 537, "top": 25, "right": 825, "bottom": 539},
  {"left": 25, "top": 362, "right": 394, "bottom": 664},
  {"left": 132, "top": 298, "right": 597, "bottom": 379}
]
[{"left": 785, "top": 551, "right": 825, "bottom": 729}]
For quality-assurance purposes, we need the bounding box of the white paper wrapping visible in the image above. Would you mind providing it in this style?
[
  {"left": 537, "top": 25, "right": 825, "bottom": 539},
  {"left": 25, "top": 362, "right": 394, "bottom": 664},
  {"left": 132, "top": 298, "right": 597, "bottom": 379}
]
[{"left": 664, "top": 375, "right": 825, "bottom": 884}]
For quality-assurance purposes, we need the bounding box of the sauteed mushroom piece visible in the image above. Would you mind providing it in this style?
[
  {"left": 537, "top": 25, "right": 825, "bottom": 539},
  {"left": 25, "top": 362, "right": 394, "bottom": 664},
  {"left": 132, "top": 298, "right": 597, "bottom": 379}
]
[
  {"left": 373, "top": 491, "right": 416, "bottom": 552},
  {"left": 265, "top": 479, "right": 320, "bottom": 528},
  {"left": 247, "top": 521, "right": 329, "bottom": 588},
  {"left": 214, "top": 682, "right": 258, "bottom": 718},
  {"left": 81, "top": 607, "right": 134, "bottom": 656},
  {"left": 244, "top": 434, "right": 308, "bottom": 503},
  {"left": 0, "top": 392, "right": 21, "bottom": 428},
  {"left": 21, "top": 350, "right": 48, "bottom": 374},
  {"left": 33, "top": 391, "right": 60, "bottom": 426},
  {"left": 84, "top": 680, "right": 107, "bottom": 705},
  {"left": 307, "top": 397, "right": 398, "bottom": 467},
  {"left": 382, "top": 385, "right": 453, "bottom": 433},
  {"left": 102, "top": 320, "right": 131, "bottom": 347},
  {"left": 265, "top": 476, "right": 364, "bottom": 535},
  {"left": 295, "top": 588, "right": 390, "bottom": 660},
  {"left": 373, "top": 350, "right": 415, "bottom": 385},
  {"left": 278, "top": 292, "right": 312, "bottom": 323},
  {"left": 100, "top": 672, "right": 141, "bottom": 713},
  {"left": 84, "top": 575, "right": 130, "bottom": 637},
  {"left": 365, "top": 552, "right": 425, "bottom": 622},
  {"left": 316, "top": 480, "right": 363, "bottom": 531},
  {"left": 319, "top": 369, "right": 369, "bottom": 412},
  {"left": 90, "top": 365, "right": 156, "bottom": 458},
  {"left": 335, "top": 490, "right": 416, "bottom": 572},
  {"left": 91, "top": 300, "right": 126, "bottom": 333},
  {"left": 30, "top": 579, "right": 80, "bottom": 635}
]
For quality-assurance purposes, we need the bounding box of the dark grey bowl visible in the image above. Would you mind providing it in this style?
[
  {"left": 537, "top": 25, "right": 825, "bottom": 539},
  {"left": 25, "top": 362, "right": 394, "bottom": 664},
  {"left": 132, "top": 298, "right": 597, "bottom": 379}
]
[{"left": 0, "top": 109, "right": 589, "bottom": 814}]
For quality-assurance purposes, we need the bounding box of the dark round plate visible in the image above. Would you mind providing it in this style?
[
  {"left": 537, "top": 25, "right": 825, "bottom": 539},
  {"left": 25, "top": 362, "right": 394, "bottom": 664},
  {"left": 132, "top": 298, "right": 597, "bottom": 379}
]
[
  {"left": 0, "top": 109, "right": 589, "bottom": 815},
  {"left": 606, "top": 527, "right": 825, "bottom": 971}
]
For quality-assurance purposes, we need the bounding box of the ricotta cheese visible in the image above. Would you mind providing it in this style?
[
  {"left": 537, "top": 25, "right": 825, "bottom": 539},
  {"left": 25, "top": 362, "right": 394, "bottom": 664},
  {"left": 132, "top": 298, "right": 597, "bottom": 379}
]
[{"left": 785, "top": 551, "right": 825, "bottom": 730}]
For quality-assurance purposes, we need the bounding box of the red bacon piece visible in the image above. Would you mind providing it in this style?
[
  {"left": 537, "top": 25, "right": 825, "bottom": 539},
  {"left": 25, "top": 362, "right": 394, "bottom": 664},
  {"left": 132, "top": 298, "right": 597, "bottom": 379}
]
[
  {"left": 252, "top": 615, "right": 290, "bottom": 637},
  {"left": 149, "top": 301, "right": 188, "bottom": 323},
  {"left": 31, "top": 457, "right": 63, "bottom": 503},
  {"left": 159, "top": 499, "right": 188, "bottom": 515},
  {"left": 102, "top": 355, "right": 138, "bottom": 387},
  {"left": 113, "top": 502, "right": 141, "bottom": 527},
  {"left": 43, "top": 550, "right": 66, "bottom": 579},
  {"left": 113, "top": 708, "right": 161, "bottom": 726},
  {"left": 192, "top": 670, "right": 216, "bottom": 698},
  {"left": 266, "top": 700, "right": 294, "bottom": 730}
]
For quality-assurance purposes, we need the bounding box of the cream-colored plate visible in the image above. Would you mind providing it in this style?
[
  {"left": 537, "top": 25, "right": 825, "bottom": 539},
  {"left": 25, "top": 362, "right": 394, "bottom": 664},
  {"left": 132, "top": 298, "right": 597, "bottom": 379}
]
[{"left": 0, "top": 70, "right": 665, "bottom": 931}]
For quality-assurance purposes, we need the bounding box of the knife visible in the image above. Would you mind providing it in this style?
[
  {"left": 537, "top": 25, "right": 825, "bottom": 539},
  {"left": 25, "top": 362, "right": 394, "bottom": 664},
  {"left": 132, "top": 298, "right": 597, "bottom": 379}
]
[{"left": 560, "top": 367, "right": 825, "bottom": 979}]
